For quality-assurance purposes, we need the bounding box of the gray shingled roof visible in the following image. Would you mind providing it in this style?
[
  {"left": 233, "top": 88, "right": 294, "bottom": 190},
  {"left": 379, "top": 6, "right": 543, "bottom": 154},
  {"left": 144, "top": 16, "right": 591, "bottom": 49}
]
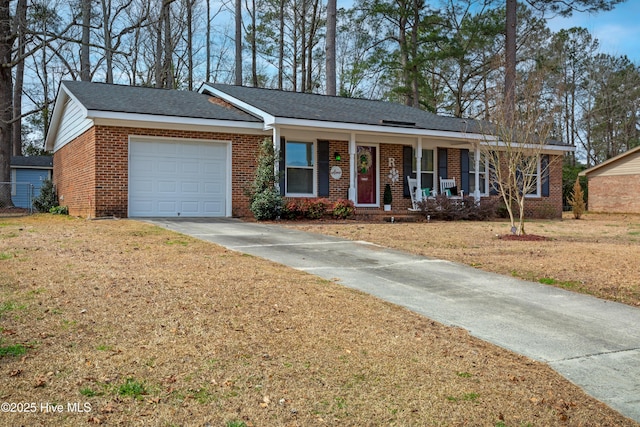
[
  {"left": 61, "top": 81, "right": 261, "bottom": 122},
  {"left": 11, "top": 156, "right": 53, "bottom": 168},
  {"left": 206, "top": 83, "right": 485, "bottom": 134}
]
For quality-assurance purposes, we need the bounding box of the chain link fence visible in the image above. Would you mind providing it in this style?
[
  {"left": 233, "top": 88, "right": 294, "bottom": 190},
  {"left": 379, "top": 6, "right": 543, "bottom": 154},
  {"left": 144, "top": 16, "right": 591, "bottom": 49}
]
[{"left": 0, "top": 182, "right": 35, "bottom": 216}]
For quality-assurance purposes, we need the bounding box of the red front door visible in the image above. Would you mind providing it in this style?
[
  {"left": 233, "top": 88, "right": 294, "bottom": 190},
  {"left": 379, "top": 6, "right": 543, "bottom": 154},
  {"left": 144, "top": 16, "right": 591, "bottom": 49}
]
[{"left": 356, "top": 146, "right": 377, "bottom": 205}]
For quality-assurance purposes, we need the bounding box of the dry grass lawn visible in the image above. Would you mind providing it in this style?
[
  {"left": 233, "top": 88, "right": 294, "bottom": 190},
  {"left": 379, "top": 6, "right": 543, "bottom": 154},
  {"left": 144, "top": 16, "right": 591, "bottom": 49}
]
[
  {"left": 0, "top": 214, "right": 638, "bottom": 426},
  {"left": 289, "top": 212, "right": 640, "bottom": 307}
]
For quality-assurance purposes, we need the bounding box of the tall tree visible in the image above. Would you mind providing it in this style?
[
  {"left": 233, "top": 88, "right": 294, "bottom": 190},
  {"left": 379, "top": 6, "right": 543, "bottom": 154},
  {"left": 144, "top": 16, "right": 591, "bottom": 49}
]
[
  {"left": 503, "top": 0, "right": 627, "bottom": 121},
  {"left": 325, "top": 0, "right": 336, "bottom": 95},
  {"left": 235, "top": 0, "right": 243, "bottom": 85},
  {"left": 80, "top": 0, "right": 92, "bottom": 81},
  {"left": 12, "top": 0, "right": 28, "bottom": 156},
  {"left": 0, "top": 0, "right": 14, "bottom": 205}
]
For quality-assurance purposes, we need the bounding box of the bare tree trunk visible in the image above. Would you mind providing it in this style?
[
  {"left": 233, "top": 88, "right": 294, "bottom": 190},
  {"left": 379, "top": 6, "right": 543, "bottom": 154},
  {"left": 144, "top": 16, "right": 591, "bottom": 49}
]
[
  {"left": 250, "top": 0, "right": 257, "bottom": 86},
  {"left": 80, "top": 0, "right": 92, "bottom": 81},
  {"left": 0, "top": 0, "right": 15, "bottom": 205},
  {"left": 504, "top": 0, "right": 517, "bottom": 124},
  {"left": 12, "top": 0, "right": 27, "bottom": 156},
  {"left": 187, "top": 0, "right": 193, "bottom": 90},
  {"left": 325, "top": 0, "right": 336, "bottom": 96},
  {"left": 299, "top": 0, "right": 307, "bottom": 91},
  {"left": 235, "top": 0, "right": 242, "bottom": 85},
  {"left": 206, "top": 0, "right": 211, "bottom": 81},
  {"left": 155, "top": 7, "right": 163, "bottom": 88},
  {"left": 163, "top": 0, "right": 174, "bottom": 88},
  {"left": 100, "top": 0, "right": 114, "bottom": 83},
  {"left": 278, "top": 0, "right": 284, "bottom": 89}
]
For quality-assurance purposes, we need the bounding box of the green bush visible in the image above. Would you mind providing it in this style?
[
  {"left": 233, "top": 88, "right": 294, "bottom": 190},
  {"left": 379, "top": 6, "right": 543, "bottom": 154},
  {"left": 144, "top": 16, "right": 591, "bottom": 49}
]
[
  {"left": 303, "top": 198, "right": 330, "bottom": 219},
  {"left": 250, "top": 189, "right": 282, "bottom": 220},
  {"left": 332, "top": 199, "right": 355, "bottom": 219},
  {"left": 49, "top": 205, "right": 69, "bottom": 215},
  {"left": 33, "top": 179, "right": 58, "bottom": 213},
  {"left": 249, "top": 139, "right": 283, "bottom": 220}
]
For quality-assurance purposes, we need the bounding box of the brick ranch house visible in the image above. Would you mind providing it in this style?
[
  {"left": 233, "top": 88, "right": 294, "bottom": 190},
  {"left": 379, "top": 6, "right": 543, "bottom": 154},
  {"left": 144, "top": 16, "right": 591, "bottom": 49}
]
[
  {"left": 44, "top": 81, "right": 570, "bottom": 219},
  {"left": 579, "top": 145, "right": 640, "bottom": 214}
]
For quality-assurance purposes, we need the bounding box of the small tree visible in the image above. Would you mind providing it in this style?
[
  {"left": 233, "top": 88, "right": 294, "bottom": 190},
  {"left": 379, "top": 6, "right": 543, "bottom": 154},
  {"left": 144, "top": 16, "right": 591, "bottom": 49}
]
[
  {"left": 249, "top": 139, "right": 282, "bottom": 220},
  {"left": 383, "top": 183, "right": 392, "bottom": 206},
  {"left": 479, "top": 73, "right": 559, "bottom": 235},
  {"left": 568, "top": 178, "right": 586, "bottom": 219},
  {"left": 33, "top": 179, "right": 58, "bottom": 213}
]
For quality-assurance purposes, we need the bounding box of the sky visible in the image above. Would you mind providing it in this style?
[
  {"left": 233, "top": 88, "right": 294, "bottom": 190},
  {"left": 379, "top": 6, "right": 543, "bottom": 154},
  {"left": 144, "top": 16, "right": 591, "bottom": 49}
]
[{"left": 545, "top": 1, "right": 640, "bottom": 63}]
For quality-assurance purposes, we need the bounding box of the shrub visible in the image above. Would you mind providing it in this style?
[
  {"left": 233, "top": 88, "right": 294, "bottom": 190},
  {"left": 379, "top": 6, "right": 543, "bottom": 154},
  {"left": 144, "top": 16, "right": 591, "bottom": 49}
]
[
  {"left": 303, "top": 198, "right": 330, "bottom": 219},
  {"left": 281, "top": 200, "right": 303, "bottom": 219},
  {"left": 33, "top": 179, "right": 58, "bottom": 213},
  {"left": 332, "top": 198, "right": 355, "bottom": 219},
  {"left": 383, "top": 183, "right": 392, "bottom": 205},
  {"left": 49, "top": 205, "right": 69, "bottom": 215},
  {"left": 419, "top": 195, "right": 497, "bottom": 221},
  {"left": 568, "top": 178, "right": 586, "bottom": 219},
  {"left": 249, "top": 139, "right": 282, "bottom": 220},
  {"left": 250, "top": 189, "right": 282, "bottom": 220}
]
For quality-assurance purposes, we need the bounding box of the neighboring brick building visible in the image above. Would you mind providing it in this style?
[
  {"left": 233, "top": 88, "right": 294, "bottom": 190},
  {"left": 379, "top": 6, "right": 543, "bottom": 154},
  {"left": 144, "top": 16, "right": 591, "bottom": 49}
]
[
  {"left": 579, "top": 146, "right": 640, "bottom": 214},
  {"left": 45, "top": 81, "right": 571, "bottom": 219}
]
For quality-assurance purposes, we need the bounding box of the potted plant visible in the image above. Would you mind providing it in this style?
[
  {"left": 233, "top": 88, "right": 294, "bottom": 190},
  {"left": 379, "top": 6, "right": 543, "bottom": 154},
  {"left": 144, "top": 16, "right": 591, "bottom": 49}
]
[{"left": 383, "top": 183, "right": 393, "bottom": 211}]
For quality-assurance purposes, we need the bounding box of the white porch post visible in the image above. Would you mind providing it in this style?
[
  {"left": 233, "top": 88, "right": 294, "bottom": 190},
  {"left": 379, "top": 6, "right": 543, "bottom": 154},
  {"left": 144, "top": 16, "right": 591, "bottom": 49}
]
[
  {"left": 416, "top": 137, "right": 422, "bottom": 192},
  {"left": 273, "top": 127, "right": 281, "bottom": 193},
  {"left": 474, "top": 144, "right": 481, "bottom": 201},
  {"left": 348, "top": 133, "right": 356, "bottom": 202}
]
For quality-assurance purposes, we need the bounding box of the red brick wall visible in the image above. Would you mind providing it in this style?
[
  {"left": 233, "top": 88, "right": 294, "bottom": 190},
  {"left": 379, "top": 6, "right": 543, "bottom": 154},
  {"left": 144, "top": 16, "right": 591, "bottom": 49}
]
[
  {"left": 587, "top": 174, "right": 640, "bottom": 214},
  {"left": 53, "top": 128, "right": 96, "bottom": 217},
  {"left": 54, "top": 127, "right": 564, "bottom": 219},
  {"left": 54, "top": 125, "right": 266, "bottom": 218}
]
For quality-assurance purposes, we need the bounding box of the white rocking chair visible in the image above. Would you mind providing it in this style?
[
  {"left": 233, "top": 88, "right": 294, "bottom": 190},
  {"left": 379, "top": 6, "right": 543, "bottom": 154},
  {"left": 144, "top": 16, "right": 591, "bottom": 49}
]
[{"left": 439, "top": 177, "right": 464, "bottom": 199}]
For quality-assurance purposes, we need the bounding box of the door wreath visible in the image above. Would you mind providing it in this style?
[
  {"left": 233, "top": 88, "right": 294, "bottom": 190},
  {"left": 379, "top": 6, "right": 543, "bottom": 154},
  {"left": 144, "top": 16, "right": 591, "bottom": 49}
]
[{"left": 358, "top": 149, "right": 373, "bottom": 173}]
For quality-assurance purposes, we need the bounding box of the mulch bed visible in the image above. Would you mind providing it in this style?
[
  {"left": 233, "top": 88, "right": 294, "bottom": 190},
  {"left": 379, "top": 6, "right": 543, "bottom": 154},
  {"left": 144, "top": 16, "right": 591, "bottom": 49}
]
[{"left": 499, "top": 234, "right": 550, "bottom": 241}]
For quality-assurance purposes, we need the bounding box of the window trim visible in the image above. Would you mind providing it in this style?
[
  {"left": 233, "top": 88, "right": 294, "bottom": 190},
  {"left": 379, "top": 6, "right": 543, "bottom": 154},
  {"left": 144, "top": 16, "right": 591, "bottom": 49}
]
[
  {"left": 469, "top": 152, "right": 489, "bottom": 196},
  {"left": 412, "top": 148, "right": 436, "bottom": 191},
  {"left": 524, "top": 156, "right": 541, "bottom": 198},
  {"left": 285, "top": 140, "right": 316, "bottom": 197}
]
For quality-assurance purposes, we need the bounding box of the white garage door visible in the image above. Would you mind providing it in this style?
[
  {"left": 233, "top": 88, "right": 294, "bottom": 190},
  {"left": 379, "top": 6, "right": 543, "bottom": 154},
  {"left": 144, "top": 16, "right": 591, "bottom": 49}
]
[{"left": 129, "top": 139, "right": 229, "bottom": 217}]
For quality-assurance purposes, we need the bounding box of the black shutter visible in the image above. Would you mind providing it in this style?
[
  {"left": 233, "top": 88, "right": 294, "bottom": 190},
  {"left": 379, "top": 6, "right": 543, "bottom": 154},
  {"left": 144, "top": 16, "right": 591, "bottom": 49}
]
[
  {"left": 279, "top": 137, "right": 286, "bottom": 196},
  {"left": 489, "top": 153, "right": 499, "bottom": 195},
  {"left": 403, "top": 145, "right": 414, "bottom": 197},
  {"left": 438, "top": 148, "right": 448, "bottom": 180},
  {"left": 460, "top": 149, "right": 470, "bottom": 196},
  {"left": 317, "top": 140, "right": 330, "bottom": 197},
  {"left": 541, "top": 154, "right": 550, "bottom": 197}
]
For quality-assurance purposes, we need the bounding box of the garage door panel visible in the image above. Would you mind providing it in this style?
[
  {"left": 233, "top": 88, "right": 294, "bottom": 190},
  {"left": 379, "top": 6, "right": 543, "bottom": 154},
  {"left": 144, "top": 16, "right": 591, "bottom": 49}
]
[
  {"left": 129, "top": 140, "right": 228, "bottom": 217},
  {"left": 157, "top": 180, "right": 178, "bottom": 193}
]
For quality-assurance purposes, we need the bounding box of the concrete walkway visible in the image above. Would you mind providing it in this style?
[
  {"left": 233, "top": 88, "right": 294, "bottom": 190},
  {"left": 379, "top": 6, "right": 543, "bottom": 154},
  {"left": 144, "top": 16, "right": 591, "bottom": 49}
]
[{"left": 145, "top": 218, "right": 640, "bottom": 423}]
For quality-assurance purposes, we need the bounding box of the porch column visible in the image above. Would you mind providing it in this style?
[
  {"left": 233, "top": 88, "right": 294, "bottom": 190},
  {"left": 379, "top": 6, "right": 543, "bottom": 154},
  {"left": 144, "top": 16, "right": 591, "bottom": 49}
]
[
  {"left": 273, "top": 126, "right": 281, "bottom": 193},
  {"left": 474, "top": 144, "right": 481, "bottom": 201},
  {"left": 416, "top": 137, "right": 422, "bottom": 191},
  {"left": 348, "top": 133, "right": 356, "bottom": 202}
]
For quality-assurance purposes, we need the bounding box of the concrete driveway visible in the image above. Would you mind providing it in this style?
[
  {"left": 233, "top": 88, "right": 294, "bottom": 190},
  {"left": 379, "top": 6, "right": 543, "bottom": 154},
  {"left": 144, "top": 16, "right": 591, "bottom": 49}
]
[{"left": 145, "top": 218, "right": 640, "bottom": 423}]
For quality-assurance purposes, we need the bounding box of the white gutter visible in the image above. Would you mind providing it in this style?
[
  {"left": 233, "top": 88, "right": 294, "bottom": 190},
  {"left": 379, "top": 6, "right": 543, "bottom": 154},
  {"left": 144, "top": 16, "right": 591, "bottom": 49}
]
[{"left": 88, "top": 110, "right": 265, "bottom": 130}]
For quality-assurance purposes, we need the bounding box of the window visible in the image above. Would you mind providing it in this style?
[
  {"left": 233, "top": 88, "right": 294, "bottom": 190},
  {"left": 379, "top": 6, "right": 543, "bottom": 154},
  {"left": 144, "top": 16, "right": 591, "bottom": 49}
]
[
  {"left": 468, "top": 151, "right": 489, "bottom": 196},
  {"left": 286, "top": 141, "right": 314, "bottom": 195},
  {"left": 412, "top": 149, "right": 435, "bottom": 190},
  {"left": 522, "top": 156, "right": 541, "bottom": 197}
]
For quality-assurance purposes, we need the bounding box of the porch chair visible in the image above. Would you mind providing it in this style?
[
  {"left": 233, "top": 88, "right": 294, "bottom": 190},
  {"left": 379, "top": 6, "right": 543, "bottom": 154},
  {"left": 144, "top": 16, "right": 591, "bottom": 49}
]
[
  {"left": 439, "top": 177, "right": 464, "bottom": 199},
  {"left": 407, "top": 176, "right": 435, "bottom": 211}
]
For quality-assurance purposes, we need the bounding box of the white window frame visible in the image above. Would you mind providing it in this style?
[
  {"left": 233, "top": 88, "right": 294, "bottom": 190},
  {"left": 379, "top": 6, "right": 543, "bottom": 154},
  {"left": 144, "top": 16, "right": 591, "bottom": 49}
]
[
  {"left": 469, "top": 152, "right": 489, "bottom": 196},
  {"left": 285, "top": 140, "right": 316, "bottom": 197},
  {"left": 524, "top": 156, "right": 541, "bottom": 198},
  {"left": 412, "top": 148, "right": 436, "bottom": 191}
]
